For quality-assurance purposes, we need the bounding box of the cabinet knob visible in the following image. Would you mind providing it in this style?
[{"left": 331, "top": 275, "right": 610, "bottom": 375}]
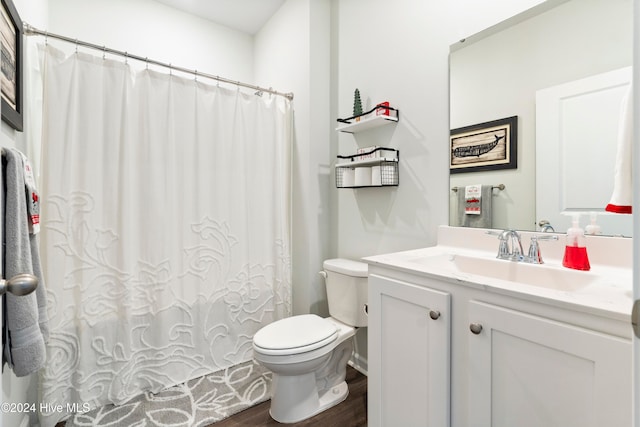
[
  {"left": 429, "top": 310, "right": 440, "bottom": 320},
  {"left": 469, "top": 323, "right": 483, "bottom": 335}
]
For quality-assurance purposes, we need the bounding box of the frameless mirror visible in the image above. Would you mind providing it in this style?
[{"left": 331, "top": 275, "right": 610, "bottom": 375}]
[{"left": 449, "top": 0, "right": 633, "bottom": 236}]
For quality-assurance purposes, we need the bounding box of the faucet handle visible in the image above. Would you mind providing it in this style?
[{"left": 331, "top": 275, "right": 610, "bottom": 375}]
[
  {"left": 533, "top": 234, "right": 559, "bottom": 241},
  {"left": 527, "top": 236, "right": 543, "bottom": 264},
  {"left": 526, "top": 234, "right": 558, "bottom": 264},
  {"left": 485, "top": 230, "right": 504, "bottom": 238}
]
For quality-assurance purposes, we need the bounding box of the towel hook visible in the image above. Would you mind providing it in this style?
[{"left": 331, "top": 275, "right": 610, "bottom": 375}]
[{"left": 0, "top": 274, "right": 38, "bottom": 296}]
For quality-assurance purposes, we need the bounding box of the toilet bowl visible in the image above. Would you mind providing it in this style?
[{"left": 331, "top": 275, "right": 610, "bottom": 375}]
[
  {"left": 252, "top": 259, "right": 368, "bottom": 424},
  {"left": 253, "top": 315, "right": 355, "bottom": 423}
]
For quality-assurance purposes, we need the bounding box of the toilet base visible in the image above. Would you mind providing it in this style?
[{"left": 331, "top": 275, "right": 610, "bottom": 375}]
[
  {"left": 255, "top": 318, "right": 356, "bottom": 424},
  {"left": 269, "top": 378, "right": 349, "bottom": 424}
]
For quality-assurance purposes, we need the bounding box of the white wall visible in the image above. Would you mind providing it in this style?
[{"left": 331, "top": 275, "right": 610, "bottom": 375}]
[
  {"left": 334, "top": 0, "right": 451, "bottom": 261},
  {"left": 48, "top": 0, "right": 253, "bottom": 82}
]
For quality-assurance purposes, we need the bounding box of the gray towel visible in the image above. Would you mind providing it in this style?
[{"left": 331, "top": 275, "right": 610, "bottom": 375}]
[
  {"left": 2, "top": 149, "right": 47, "bottom": 376},
  {"left": 456, "top": 184, "right": 493, "bottom": 228},
  {"left": 30, "top": 235, "right": 49, "bottom": 341}
]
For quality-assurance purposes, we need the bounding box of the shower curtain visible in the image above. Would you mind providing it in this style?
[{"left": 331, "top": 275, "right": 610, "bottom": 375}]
[{"left": 34, "top": 44, "right": 292, "bottom": 427}]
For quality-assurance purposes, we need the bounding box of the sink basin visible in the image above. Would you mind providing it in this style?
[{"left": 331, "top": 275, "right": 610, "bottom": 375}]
[{"left": 410, "top": 253, "right": 597, "bottom": 291}]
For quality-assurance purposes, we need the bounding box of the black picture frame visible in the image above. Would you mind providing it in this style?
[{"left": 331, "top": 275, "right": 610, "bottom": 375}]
[
  {"left": 1, "top": 0, "right": 23, "bottom": 132},
  {"left": 450, "top": 116, "right": 517, "bottom": 174}
]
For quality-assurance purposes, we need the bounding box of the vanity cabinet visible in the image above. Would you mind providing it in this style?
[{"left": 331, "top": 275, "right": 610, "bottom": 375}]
[
  {"left": 368, "top": 274, "right": 451, "bottom": 427},
  {"left": 468, "top": 300, "right": 631, "bottom": 427},
  {"left": 367, "top": 269, "right": 632, "bottom": 427}
]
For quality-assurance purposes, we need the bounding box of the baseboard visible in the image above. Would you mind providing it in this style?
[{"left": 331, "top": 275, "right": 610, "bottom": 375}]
[{"left": 348, "top": 353, "right": 368, "bottom": 376}]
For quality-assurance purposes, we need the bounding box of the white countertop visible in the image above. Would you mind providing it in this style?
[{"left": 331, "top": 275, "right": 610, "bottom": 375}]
[{"left": 364, "top": 226, "right": 633, "bottom": 322}]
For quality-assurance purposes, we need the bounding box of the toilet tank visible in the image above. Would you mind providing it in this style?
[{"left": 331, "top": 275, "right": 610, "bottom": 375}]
[{"left": 322, "top": 259, "right": 368, "bottom": 327}]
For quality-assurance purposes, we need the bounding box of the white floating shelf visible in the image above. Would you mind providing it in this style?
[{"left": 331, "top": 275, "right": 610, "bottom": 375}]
[
  {"left": 335, "top": 157, "right": 399, "bottom": 188},
  {"left": 335, "top": 157, "right": 399, "bottom": 168},
  {"left": 336, "top": 114, "right": 399, "bottom": 134}
]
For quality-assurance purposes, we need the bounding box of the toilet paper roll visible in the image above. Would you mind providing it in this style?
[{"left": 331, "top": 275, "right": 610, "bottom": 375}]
[
  {"left": 355, "top": 167, "right": 372, "bottom": 186},
  {"left": 371, "top": 166, "right": 382, "bottom": 186},
  {"left": 342, "top": 168, "right": 355, "bottom": 187}
]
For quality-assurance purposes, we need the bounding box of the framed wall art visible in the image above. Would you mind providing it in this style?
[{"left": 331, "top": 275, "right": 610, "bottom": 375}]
[
  {"left": 1, "top": 0, "right": 23, "bottom": 131},
  {"left": 450, "top": 116, "right": 517, "bottom": 174}
]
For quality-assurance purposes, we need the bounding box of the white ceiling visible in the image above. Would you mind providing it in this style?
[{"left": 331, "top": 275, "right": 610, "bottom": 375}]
[{"left": 153, "top": 0, "right": 285, "bottom": 35}]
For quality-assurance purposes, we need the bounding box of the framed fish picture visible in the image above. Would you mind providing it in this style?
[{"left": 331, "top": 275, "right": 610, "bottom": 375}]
[{"left": 450, "top": 116, "right": 517, "bottom": 173}]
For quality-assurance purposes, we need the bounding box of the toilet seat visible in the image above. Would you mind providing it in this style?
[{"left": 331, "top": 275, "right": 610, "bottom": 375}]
[{"left": 253, "top": 314, "right": 338, "bottom": 356}]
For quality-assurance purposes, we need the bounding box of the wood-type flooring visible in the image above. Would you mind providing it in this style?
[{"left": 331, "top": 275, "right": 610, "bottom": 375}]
[{"left": 211, "top": 366, "right": 367, "bottom": 427}]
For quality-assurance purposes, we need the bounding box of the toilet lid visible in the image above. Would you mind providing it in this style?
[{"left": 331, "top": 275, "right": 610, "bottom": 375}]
[{"left": 254, "top": 314, "right": 338, "bottom": 355}]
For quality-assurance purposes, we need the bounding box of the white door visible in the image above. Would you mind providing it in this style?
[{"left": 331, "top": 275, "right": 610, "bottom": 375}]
[{"left": 536, "top": 67, "right": 632, "bottom": 236}]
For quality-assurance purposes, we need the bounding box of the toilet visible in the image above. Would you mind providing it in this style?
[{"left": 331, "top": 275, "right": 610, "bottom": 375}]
[{"left": 252, "top": 258, "right": 368, "bottom": 423}]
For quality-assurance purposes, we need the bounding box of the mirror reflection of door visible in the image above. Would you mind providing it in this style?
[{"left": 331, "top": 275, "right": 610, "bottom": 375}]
[
  {"left": 536, "top": 67, "right": 633, "bottom": 237},
  {"left": 449, "top": 0, "right": 632, "bottom": 235}
]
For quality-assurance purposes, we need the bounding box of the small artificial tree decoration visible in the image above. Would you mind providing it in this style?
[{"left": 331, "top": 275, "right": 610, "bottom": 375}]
[{"left": 353, "top": 88, "right": 363, "bottom": 121}]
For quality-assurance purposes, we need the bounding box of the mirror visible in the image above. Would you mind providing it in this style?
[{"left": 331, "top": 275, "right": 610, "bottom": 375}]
[{"left": 449, "top": 0, "right": 633, "bottom": 236}]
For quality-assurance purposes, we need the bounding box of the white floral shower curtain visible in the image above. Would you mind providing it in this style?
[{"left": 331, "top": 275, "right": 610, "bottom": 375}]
[{"left": 36, "top": 44, "right": 292, "bottom": 427}]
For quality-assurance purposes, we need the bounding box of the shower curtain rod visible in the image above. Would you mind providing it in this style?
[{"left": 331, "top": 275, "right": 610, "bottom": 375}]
[{"left": 23, "top": 23, "right": 294, "bottom": 101}]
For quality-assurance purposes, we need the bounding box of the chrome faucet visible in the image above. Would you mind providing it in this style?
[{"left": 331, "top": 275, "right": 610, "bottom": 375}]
[
  {"left": 488, "top": 230, "right": 558, "bottom": 264},
  {"left": 496, "top": 229, "right": 524, "bottom": 261},
  {"left": 538, "top": 220, "right": 555, "bottom": 233}
]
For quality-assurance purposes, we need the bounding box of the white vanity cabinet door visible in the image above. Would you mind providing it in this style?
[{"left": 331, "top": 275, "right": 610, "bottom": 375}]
[
  {"left": 467, "top": 300, "right": 631, "bottom": 427},
  {"left": 368, "top": 274, "right": 451, "bottom": 427}
]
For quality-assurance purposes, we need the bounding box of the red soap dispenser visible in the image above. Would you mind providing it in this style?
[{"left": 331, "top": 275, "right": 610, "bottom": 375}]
[{"left": 562, "top": 213, "right": 590, "bottom": 271}]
